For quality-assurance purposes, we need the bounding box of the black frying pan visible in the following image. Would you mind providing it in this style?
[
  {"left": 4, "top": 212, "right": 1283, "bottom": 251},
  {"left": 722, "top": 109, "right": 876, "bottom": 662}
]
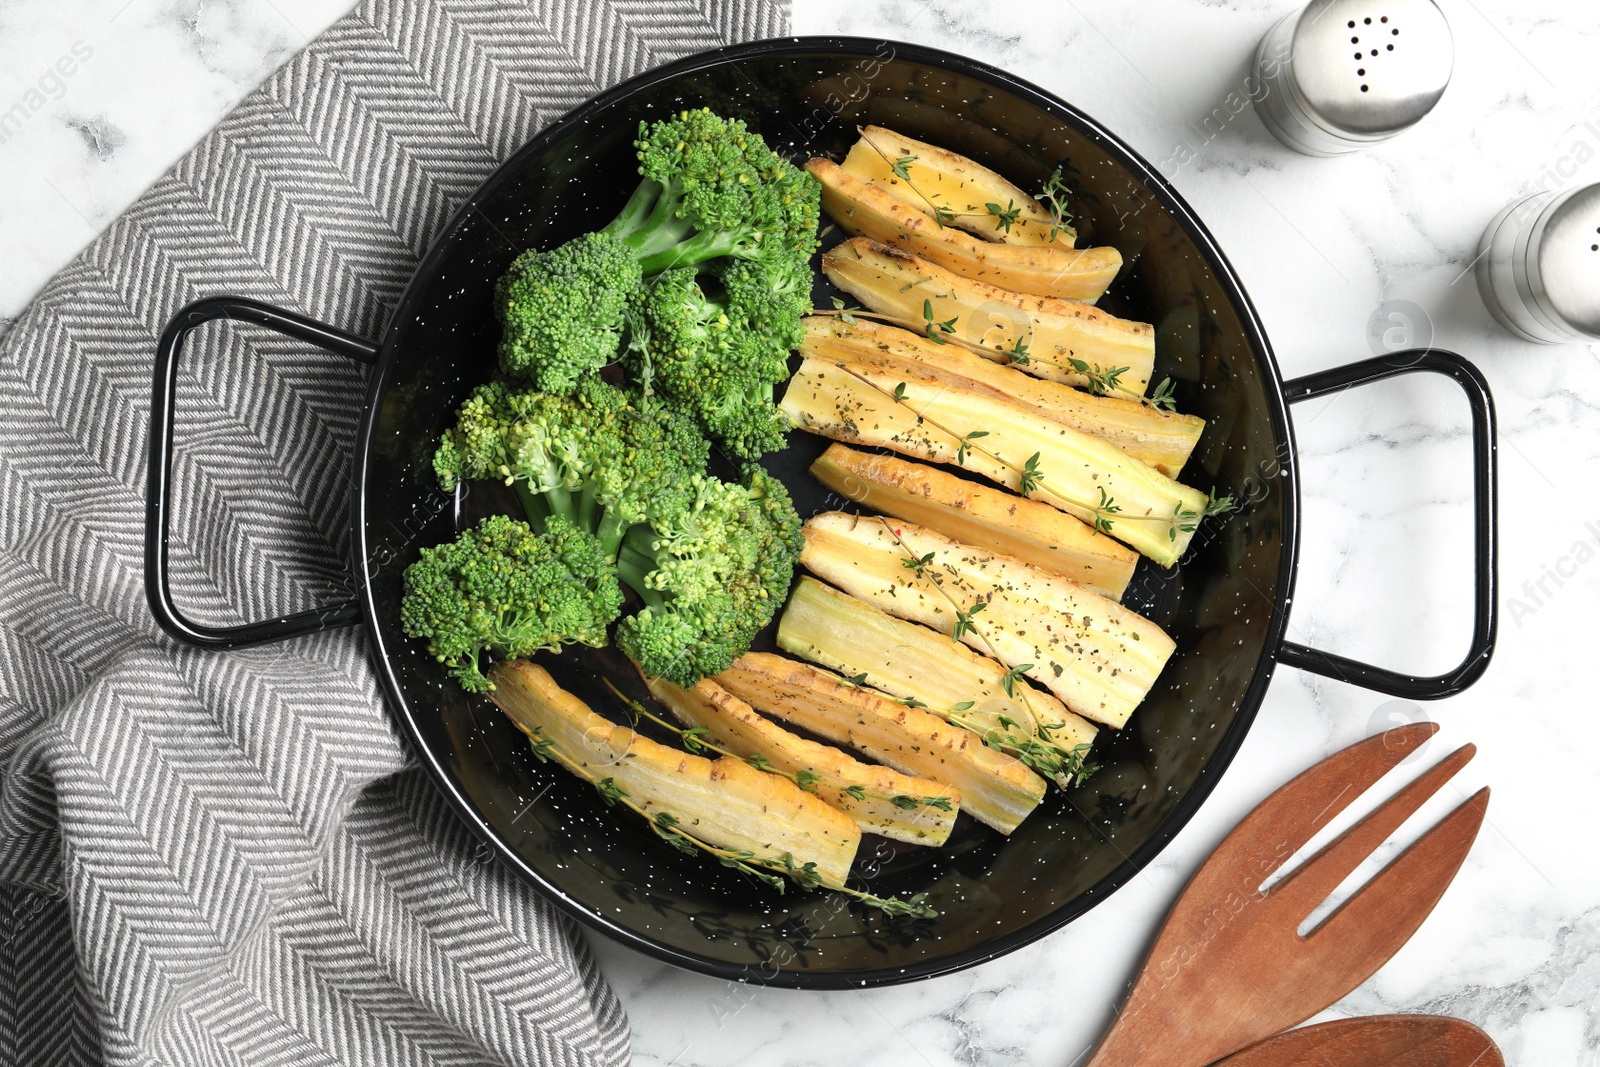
[{"left": 143, "top": 38, "right": 1497, "bottom": 988}]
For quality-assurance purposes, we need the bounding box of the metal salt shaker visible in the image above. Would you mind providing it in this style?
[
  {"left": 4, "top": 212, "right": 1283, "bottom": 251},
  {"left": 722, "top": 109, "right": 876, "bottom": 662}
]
[
  {"left": 1476, "top": 185, "right": 1600, "bottom": 343},
  {"left": 1252, "top": 0, "right": 1453, "bottom": 156}
]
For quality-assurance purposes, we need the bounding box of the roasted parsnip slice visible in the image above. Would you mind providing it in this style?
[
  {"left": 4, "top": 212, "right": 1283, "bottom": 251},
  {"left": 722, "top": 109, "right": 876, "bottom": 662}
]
[
  {"left": 718, "top": 653, "right": 1047, "bottom": 836},
  {"left": 488, "top": 659, "right": 860, "bottom": 886},
  {"left": 801, "top": 315, "right": 1203, "bottom": 478},
  {"left": 778, "top": 577, "right": 1096, "bottom": 786},
  {"left": 780, "top": 357, "right": 1210, "bottom": 566},
  {"left": 841, "top": 125, "right": 1073, "bottom": 247},
  {"left": 808, "top": 444, "right": 1135, "bottom": 599},
  {"left": 644, "top": 672, "right": 959, "bottom": 846},
  {"left": 807, "top": 158, "right": 1119, "bottom": 302},
  {"left": 801, "top": 512, "right": 1174, "bottom": 729},
  {"left": 822, "top": 237, "right": 1154, "bottom": 394}
]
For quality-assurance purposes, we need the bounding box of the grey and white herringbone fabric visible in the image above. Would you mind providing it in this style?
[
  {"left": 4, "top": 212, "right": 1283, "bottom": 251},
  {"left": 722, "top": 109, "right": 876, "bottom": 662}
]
[{"left": 0, "top": 1, "right": 788, "bottom": 1064}]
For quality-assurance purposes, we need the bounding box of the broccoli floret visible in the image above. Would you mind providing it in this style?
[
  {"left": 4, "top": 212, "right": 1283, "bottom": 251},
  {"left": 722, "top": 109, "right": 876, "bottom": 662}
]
[
  {"left": 610, "top": 108, "right": 820, "bottom": 273},
  {"left": 494, "top": 108, "right": 820, "bottom": 410},
  {"left": 425, "top": 386, "right": 803, "bottom": 688},
  {"left": 628, "top": 268, "right": 738, "bottom": 399},
  {"left": 432, "top": 381, "right": 588, "bottom": 498},
  {"left": 715, "top": 254, "right": 814, "bottom": 353},
  {"left": 617, "top": 131, "right": 817, "bottom": 458},
  {"left": 612, "top": 466, "right": 803, "bottom": 686},
  {"left": 434, "top": 378, "right": 710, "bottom": 558},
  {"left": 401, "top": 514, "right": 624, "bottom": 693},
  {"left": 627, "top": 254, "right": 809, "bottom": 459},
  {"left": 497, "top": 232, "right": 642, "bottom": 394}
]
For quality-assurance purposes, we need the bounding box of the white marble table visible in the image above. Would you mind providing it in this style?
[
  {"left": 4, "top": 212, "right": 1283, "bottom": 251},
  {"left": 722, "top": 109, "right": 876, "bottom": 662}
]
[{"left": 4, "top": 1, "right": 1596, "bottom": 1064}]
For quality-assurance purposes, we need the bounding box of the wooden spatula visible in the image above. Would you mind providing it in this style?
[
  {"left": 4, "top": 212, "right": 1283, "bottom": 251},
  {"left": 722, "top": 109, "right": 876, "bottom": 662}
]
[
  {"left": 1212, "top": 1015, "right": 1502, "bottom": 1066},
  {"left": 1085, "top": 723, "right": 1488, "bottom": 1067}
]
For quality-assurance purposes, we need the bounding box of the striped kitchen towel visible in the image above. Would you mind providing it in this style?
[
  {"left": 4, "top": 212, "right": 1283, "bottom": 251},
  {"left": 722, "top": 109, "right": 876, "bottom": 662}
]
[{"left": 0, "top": 1, "right": 787, "bottom": 1064}]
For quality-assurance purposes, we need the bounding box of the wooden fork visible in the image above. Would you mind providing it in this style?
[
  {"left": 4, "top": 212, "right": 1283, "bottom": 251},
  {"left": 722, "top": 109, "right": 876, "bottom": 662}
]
[
  {"left": 1085, "top": 723, "right": 1489, "bottom": 1067},
  {"left": 1213, "top": 1015, "right": 1503, "bottom": 1066}
]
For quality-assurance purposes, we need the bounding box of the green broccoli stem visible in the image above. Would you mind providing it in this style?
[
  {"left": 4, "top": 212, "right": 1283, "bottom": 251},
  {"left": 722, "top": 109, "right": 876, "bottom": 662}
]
[
  {"left": 602, "top": 177, "right": 763, "bottom": 275},
  {"left": 596, "top": 510, "right": 632, "bottom": 560},
  {"left": 606, "top": 176, "right": 663, "bottom": 237},
  {"left": 616, "top": 542, "right": 668, "bottom": 612},
  {"left": 741, "top": 378, "right": 775, "bottom": 407},
  {"left": 516, "top": 477, "right": 631, "bottom": 561},
  {"left": 515, "top": 478, "right": 579, "bottom": 531},
  {"left": 637, "top": 230, "right": 760, "bottom": 275},
  {"left": 621, "top": 522, "right": 661, "bottom": 560},
  {"left": 575, "top": 483, "right": 599, "bottom": 530},
  {"left": 605, "top": 179, "right": 693, "bottom": 257},
  {"left": 514, "top": 480, "right": 550, "bottom": 526}
]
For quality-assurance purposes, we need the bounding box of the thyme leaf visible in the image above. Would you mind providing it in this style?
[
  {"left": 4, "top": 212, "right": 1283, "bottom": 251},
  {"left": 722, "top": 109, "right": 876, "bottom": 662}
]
[
  {"left": 1019, "top": 452, "right": 1045, "bottom": 495},
  {"left": 986, "top": 199, "right": 1022, "bottom": 234},
  {"left": 922, "top": 298, "right": 957, "bottom": 345}
]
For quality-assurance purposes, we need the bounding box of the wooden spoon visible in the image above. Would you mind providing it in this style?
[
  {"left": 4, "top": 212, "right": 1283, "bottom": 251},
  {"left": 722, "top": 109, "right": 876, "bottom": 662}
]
[
  {"left": 1212, "top": 1015, "right": 1503, "bottom": 1066},
  {"left": 1085, "top": 724, "right": 1489, "bottom": 1067}
]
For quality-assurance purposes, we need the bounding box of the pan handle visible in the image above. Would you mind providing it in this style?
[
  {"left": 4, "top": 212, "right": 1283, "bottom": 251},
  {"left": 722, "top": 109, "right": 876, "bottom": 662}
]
[
  {"left": 1279, "top": 349, "right": 1498, "bottom": 699},
  {"left": 144, "top": 296, "right": 379, "bottom": 648}
]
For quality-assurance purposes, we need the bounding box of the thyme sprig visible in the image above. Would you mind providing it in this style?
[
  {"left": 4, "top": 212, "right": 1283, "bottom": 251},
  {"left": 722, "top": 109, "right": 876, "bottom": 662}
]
[
  {"left": 1066, "top": 356, "right": 1131, "bottom": 397},
  {"left": 1037, "top": 166, "right": 1075, "bottom": 244},
  {"left": 874, "top": 518, "right": 1099, "bottom": 788},
  {"left": 954, "top": 429, "right": 989, "bottom": 466},
  {"left": 837, "top": 367, "right": 1122, "bottom": 535},
  {"left": 841, "top": 884, "right": 938, "bottom": 919},
  {"left": 986, "top": 199, "right": 1022, "bottom": 234},
  {"left": 976, "top": 717, "right": 1099, "bottom": 785},
  {"left": 833, "top": 365, "right": 1232, "bottom": 542},
  {"left": 1001, "top": 730, "right": 1100, "bottom": 785},
  {"left": 851, "top": 129, "right": 962, "bottom": 230},
  {"left": 1148, "top": 377, "right": 1179, "bottom": 412},
  {"left": 1169, "top": 492, "right": 1238, "bottom": 541},
  {"left": 998, "top": 663, "right": 1033, "bottom": 698},
  {"left": 855, "top": 128, "right": 1073, "bottom": 245},
  {"left": 1092, "top": 486, "right": 1121, "bottom": 535},
  {"left": 951, "top": 598, "right": 988, "bottom": 641},
  {"left": 523, "top": 720, "right": 935, "bottom": 918},
  {"left": 1069, "top": 364, "right": 1182, "bottom": 415},
  {"left": 603, "top": 679, "right": 953, "bottom": 813},
  {"left": 812, "top": 305, "right": 1175, "bottom": 412}
]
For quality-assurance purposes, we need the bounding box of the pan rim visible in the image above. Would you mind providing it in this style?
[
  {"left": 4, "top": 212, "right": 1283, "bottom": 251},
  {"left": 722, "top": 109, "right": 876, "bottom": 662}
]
[{"left": 351, "top": 35, "right": 1301, "bottom": 989}]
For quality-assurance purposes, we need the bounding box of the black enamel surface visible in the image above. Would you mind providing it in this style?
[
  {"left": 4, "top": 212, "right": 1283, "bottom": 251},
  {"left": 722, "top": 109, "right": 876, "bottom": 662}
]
[{"left": 351, "top": 39, "right": 1299, "bottom": 987}]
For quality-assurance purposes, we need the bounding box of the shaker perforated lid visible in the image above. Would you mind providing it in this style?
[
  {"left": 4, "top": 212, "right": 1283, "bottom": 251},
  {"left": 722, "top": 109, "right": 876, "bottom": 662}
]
[
  {"left": 1533, "top": 184, "right": 1600, "bottom": 337},
  {"left": 1291, "top": 0, "right": 1453, "bottom": 138}
]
